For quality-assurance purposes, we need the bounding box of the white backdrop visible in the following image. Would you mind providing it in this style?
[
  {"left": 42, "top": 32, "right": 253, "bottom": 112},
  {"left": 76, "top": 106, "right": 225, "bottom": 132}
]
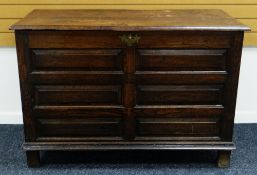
[{"left": 0, "top": 47, "right": 256, "bottom": 124}]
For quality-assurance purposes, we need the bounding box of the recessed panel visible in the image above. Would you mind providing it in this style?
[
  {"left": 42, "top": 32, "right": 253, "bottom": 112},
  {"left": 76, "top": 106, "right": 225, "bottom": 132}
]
[
  {"left": 31, "top": 49, "right": 123, "bottom": 71},
  {"left": 137, "top": 32, "right": 232, "bottom": 48},
  {"left": 33, "top": 106, "right": 124, "bottom": 119},
  {"left": 136, "top": 117, "right": 220, "bottom": 137},
  {"left": 30, "top": 71, "right": 124, "bottom": 85},
  {"left": 137, "top": 85, "right": 223, "bottom": 105},
  {"left": 136, "top": 71, "right": 227, "bottom": 85},
  {"left": 28, "top": 31, "right": 123, "bottom": 48},
  {"left": 137, "top": 49, "right": 226, "bottom": 71},
  {"left": 37, "top": 118, "right": 122, "bottom": 137},
  {"left": 34, "top": 85, "right": 122, "bottom": 106},
  {"left": 134, "top": 105, "right": 224, "bottom": 118}
]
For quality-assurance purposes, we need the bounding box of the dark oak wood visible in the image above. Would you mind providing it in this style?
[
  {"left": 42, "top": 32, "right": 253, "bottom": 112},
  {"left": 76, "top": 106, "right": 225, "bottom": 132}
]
[
  {"left": 136, "top": 117, "right": 220, "bottom": 136},
  {"left": 135, "top": 71, "right": 227, "bottom": 85},
  {"left": 27, "top": 31, "right": 234, "bottom": 49},
  {"left": 123, "top": 47, "right": 136, "bottom": 140},
  {"left": 136, "top": 49, "right": 227, "bottom": 71},
  {"left": 37, "top": 118, "right": 122, "bottom": 137},
  {"left": 134, "top": 105, "right": 224, "bottom": 118},
  {"left": 137, "top": 85, "right": 223, "bottom": 105},
  {"left": 26, "top": 151, "right": 40, "bottom": 168},
  {"left": 34, "top": 85, "right": 122, "bottom": 106},
  {"left": 33, "top": 106, "right": 124, "bottom": 119},
  {"left": 31, "top": 49, "right": 123, "bottom": 71},
  {"left": 11, "top": 9, "right": 248, "bottom": 167}
]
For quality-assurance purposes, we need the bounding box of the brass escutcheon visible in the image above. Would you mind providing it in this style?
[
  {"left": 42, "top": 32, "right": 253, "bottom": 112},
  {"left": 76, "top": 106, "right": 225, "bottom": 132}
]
[{"left": 119, "top": 34, "right": 141, "bottom": 47}]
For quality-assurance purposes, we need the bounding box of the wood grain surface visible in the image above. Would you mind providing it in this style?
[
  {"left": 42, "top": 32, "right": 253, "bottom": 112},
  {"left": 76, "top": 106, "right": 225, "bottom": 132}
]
[{"left": 10, "top": 9, "right": 249, "bottom": 31}]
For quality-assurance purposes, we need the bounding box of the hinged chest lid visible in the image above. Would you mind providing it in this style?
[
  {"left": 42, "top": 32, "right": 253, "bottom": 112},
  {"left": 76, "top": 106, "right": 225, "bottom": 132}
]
[{"left": 10, "top": 9, "right": 250, "bottom": 31}]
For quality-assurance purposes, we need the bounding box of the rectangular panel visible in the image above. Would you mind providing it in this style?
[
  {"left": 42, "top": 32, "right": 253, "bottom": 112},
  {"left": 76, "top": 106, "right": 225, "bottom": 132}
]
[
  {"left": 31, "top": 49, "right": 123, "bottom": 71},
  {"left": 136, "top": 49, "right": 226, "bottom": 71},
  {"left": 136, "top": 117, "right": 220, "bottom": 136},
  {"left": 28, "top": 31, "right": 123, "bottom": 48},
  {"left": 37, "top": 118, "right": 122, "bottom": 137},
  {"left": 34, "top": 85, "right": 122, "bottom": 106},
  {"left": 136, "top": 71, "right": 227, "bottom": 85},
  {"left": 30, "top": 71, "right": 123, "bottom": 85},
  {"left": 137, "top": 85, "right": 223, "bottom": 105},
  {"left": 33, "top": 106, "right": 124, "bottom": 119},
  {"left": 138, "top": 31, "right": 232, "bottom": 48},
  {"left": 134, "top": 105, "right": 224, "bottom": 118}
]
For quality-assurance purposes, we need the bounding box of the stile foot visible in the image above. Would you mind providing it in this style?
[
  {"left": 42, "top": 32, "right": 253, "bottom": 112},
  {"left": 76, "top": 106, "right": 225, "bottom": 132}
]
[
  {"left": 217, "top": 151, "right": 231, "bottom": 168},
  {"left": 26, "top": 151, "right": 40, "bottom": 168}
]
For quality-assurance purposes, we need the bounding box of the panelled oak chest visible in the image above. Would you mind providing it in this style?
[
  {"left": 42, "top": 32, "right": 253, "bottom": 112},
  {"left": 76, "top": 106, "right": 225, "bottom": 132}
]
[{"left": 11, "top": 9, "right": 250, "bottom": 167}]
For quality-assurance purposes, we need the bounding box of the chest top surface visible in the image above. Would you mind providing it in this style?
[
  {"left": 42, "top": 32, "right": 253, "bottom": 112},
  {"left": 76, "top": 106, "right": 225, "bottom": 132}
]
[{"left": 10, "top": 9, "right": 249, "bottom": 31}]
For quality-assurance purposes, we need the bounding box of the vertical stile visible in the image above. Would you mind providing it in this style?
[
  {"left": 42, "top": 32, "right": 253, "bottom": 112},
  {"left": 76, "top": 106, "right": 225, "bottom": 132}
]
[{"left": 122, "top": 46, "right": 136, "bottom": 140}]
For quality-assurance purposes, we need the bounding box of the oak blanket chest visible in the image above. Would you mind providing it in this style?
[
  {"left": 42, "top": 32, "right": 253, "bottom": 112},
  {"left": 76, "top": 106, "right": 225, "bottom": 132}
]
[{"left": 11, "top": 9, "right": 250, "bottom": 167}]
